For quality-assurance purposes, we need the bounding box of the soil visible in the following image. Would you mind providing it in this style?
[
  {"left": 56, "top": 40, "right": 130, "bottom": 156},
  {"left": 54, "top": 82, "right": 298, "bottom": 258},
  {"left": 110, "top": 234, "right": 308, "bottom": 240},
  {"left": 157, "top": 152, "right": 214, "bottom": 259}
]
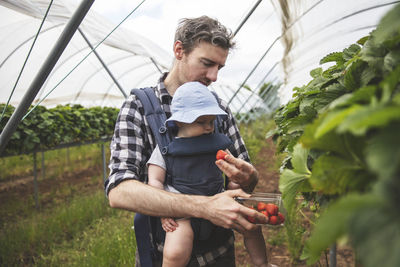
[{"left": 0, "top": 138, "right": 355, "bottom": 266}]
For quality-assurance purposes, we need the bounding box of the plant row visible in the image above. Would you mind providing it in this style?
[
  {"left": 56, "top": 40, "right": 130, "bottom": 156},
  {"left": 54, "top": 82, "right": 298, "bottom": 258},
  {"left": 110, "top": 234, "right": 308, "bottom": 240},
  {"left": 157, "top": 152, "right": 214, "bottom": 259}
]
[
  {"left": 268, "top": 4, "right": 400, "bottom": 266},
  {"left": 0, "top": 104, "right": 119, "bottom": 156}
]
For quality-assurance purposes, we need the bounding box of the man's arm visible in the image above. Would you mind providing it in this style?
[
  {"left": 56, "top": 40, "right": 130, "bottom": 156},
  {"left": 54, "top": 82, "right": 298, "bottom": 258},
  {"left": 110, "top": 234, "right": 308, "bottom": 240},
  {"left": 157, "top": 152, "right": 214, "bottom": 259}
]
[{"left": 108, "top": 180, "right": 266, "bottom": 232}]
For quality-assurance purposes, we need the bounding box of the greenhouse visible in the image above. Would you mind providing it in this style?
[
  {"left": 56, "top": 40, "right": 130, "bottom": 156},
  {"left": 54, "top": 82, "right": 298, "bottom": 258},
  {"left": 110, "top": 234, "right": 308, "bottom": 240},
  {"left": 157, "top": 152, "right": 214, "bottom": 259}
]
[{"left": 1, "top": 0, "right": 399, "bottom": 266}]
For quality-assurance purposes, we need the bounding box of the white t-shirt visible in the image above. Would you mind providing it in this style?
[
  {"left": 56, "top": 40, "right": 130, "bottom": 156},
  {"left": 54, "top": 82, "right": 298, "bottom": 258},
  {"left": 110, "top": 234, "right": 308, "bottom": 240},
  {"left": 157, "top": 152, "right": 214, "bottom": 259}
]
[{"left": 147, "top": 145, "right": 180, "bottom": 193}]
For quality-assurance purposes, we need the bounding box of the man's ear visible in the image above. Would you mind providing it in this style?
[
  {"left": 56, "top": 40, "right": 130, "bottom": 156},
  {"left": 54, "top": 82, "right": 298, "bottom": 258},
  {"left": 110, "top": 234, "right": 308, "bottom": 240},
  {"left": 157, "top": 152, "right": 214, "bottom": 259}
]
[{"left": 173, "top": 41, "right": 184, "bottom": 60}]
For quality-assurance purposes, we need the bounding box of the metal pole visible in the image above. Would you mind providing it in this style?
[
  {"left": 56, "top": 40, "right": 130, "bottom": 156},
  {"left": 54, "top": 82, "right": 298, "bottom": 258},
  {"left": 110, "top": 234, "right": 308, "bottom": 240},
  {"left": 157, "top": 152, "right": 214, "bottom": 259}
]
[
  {"left": 329, "top": 243, "right": 337, "bottom": 267},
  {"left": 78, "top": 28, "right": 127, "bottom": 98},
  {"left": 0, "top": 0, "right": 95, "bottom": 155},
  {"left": 233, "top": 0, "right": 262, "bottom": 37}
]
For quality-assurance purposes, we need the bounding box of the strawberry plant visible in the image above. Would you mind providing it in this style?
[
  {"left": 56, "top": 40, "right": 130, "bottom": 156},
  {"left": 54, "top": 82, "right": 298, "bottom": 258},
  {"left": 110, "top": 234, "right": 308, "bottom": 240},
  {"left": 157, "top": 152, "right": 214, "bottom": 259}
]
[
  {"left": 269, "top": 4, "right": 400, "bottom": 266},
  {"left": 0, "top": 104, "right": 119, "bottom": 156}
]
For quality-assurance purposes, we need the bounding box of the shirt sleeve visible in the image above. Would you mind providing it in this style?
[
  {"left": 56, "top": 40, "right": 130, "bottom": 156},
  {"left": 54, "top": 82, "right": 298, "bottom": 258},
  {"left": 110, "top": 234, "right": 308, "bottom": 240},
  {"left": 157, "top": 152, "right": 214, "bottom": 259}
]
[
  {"left": 104, "top": 94, "right": 150, "bottom": 196},
  {"left": 219, "top": 98, "right": 250, "bottom": 163},
  {"left": 146, "top": 145, "right": 166, "bottom": 170}
]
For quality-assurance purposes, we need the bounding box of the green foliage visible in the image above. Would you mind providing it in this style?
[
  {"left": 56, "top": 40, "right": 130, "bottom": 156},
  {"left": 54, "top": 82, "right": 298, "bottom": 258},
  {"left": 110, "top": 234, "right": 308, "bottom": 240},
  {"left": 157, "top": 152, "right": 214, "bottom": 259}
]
[
  {"left": 0, "top": 104, "right": 119, "bottom": 156},
  {"left": 270, "top": 4, "right": 400, "bottom": 265}
]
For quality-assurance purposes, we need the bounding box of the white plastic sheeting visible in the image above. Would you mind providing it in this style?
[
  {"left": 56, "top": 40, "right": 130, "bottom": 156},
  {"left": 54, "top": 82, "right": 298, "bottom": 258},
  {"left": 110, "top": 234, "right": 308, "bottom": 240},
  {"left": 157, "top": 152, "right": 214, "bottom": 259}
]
[
  {"left": 0, "top": 0, "right": 397, "bottom": 114},
  {"left": 0, "top": 0, "right": 268, "bottom": 114},
  {"left": 0, "top": 0, "right": 173, "bottom": 108}
]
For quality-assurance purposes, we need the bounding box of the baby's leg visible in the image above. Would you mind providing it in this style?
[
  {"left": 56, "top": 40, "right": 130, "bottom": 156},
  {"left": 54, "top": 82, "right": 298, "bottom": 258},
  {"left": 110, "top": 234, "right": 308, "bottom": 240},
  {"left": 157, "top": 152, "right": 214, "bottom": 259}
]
[
  {"left": 243, "top": 226, "right": 268, "bottom": 267},
  {"left": 162, "top": 218, "right": 193, "bottom": 267}
]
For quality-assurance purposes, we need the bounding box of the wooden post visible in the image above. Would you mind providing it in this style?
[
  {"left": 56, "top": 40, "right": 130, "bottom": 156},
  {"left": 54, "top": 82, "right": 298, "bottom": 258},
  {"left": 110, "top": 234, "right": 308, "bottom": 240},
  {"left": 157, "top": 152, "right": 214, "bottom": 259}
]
[{"left": 33, "top": 152, "right": 39, "bottom": 209}]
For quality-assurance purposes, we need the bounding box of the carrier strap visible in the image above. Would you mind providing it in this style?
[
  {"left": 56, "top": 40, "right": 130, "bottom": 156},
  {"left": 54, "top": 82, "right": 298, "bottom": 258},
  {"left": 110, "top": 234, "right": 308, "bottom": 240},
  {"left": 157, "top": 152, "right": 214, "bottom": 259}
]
[{"left": 131, "top": 87, "right": 172, "bottom": 267}]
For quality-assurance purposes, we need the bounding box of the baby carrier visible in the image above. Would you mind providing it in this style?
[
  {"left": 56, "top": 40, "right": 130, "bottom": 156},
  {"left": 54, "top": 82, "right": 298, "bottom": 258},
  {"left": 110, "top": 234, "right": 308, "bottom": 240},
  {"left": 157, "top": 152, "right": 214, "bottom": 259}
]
[{"left": 131, "top": 87, "right": 233, "bottom": 267}]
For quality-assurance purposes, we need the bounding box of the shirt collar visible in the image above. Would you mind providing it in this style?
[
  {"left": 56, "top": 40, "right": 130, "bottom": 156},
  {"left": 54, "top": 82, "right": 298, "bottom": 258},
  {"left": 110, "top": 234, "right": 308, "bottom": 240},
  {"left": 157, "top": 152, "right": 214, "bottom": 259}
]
[{"left": 157, "top": 72, "right": 171, "bottom": 101}]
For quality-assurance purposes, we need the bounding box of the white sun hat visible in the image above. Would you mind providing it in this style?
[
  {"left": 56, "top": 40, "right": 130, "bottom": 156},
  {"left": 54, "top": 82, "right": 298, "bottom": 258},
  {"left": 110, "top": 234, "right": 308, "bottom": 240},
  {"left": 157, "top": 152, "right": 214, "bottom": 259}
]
[{"left": 166, "top": 81, "right": 227, "bottom": 124}]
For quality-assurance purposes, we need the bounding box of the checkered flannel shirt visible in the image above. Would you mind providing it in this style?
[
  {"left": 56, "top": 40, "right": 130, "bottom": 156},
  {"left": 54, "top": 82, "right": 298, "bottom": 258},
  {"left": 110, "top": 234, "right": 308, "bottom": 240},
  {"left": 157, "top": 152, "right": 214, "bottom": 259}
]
[{"left": 105, "top": 73, "right": 250, "bottom": 266}]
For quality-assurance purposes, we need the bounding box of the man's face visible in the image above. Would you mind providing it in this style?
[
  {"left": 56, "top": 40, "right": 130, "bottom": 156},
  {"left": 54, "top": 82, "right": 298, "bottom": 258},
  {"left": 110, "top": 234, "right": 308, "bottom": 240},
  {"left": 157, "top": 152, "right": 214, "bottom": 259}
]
[{"left": 178, "top": 41, "right": 229, "bottom": 86}]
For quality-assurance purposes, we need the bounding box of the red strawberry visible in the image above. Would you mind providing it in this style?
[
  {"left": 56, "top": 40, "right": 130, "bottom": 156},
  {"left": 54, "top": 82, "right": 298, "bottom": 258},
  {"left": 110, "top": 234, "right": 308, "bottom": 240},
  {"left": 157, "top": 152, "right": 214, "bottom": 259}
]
[
  {"left": 246, "top": 215, "right": 256, "bottom": 223},
  {"left": 269, "top": 215, "right": 278, "bottom": 225},
  {"left": 216, "top": 150, "right": 228, "bottom": 160},
  {"left": 257, "top": 202, "right": 268, "bottom": 211},
  {"left": 266, "top": 203, "right": 278, "bottom": 216},
  {"left": 278, "top": 212, "right": 285, "bottom": 224}
]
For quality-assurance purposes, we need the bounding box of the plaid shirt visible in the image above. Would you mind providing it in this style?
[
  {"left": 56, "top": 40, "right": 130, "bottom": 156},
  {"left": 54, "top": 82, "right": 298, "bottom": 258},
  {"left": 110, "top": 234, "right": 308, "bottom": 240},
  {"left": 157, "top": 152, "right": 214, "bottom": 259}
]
[{"left": 105, "top": 73, "right": 250, "bottom": 266}]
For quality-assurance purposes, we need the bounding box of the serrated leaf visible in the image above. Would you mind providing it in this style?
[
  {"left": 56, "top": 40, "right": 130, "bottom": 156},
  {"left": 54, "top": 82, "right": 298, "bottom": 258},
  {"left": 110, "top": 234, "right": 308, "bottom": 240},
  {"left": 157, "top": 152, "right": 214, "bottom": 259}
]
[
  {"left": 319, "top": 52, "right": 344, "bottom": 65},
  {"left": 343, "top": 44, "right": 361, "bottom": 61},
  {"left": 310, "top": 68, "right": 323, "bottom": 78},
  {"left": 309, "top": 154, "right": 369, "bottom": 194},
  {"left": 344, "top": 60, "right": 367, "bottom": 91}
]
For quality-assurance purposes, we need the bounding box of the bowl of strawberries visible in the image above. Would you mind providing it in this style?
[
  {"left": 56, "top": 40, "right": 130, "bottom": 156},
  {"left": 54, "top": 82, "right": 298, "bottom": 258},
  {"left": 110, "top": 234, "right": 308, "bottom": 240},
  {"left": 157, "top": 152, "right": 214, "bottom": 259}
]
[{"left": 236, "top": 192, "right": 285, "bottom": 226}]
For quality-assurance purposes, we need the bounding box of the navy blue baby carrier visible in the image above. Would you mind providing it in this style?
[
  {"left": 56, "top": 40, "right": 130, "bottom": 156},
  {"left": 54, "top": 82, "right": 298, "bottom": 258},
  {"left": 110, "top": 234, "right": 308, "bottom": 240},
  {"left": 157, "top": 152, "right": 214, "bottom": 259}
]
[{"left": 131, "top": 87, "right": 232, "bottom": 267}]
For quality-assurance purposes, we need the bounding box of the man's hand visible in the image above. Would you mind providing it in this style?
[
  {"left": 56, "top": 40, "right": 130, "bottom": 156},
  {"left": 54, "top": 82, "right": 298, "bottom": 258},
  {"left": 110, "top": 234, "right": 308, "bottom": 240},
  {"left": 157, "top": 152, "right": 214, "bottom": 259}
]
[
  {"left": 201, "top": 189, "right": 267, "bottom": 233},
  {"left": 215, "top": 153, "right": 259, "bottom": 192}
]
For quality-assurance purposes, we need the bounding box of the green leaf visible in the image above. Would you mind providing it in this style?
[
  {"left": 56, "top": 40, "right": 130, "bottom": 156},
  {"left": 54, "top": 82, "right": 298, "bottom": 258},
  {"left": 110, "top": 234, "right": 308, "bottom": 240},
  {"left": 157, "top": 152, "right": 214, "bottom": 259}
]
[
  {"left": 279, "top": 169, "right": 311, "bottom": 212},
  {"left": 291, "top": 143, "right": 311, "bottom": 175},
  {"left": 309, "top": 154, "right": 371, "bottom": 194},
  {"left": 366, "top": 123, "right": 400, "bottom": 180},
  {"left": 343, "top": 44, "right": 361, "bottom": 61},
  {"left": 310, "top": 68, "right": 323, "bottom": 78},
  {"left": 343, "top": 60, "right": 367, "bottom": 91},
  {"left": 373, "top": 3, "right": 400, "bottom": 43},
  {"left": 301, "top": 117, "right": 349, "bottom": 157},
  {"left": 315, "top": 105, "right": 362, "bottom": 138},
  {"left": 337, "top": 105, "right": 400, "bottom": 136},
  {"left": 319, "top": 52, "right": 344, "bottom": 65},
  {"left": 304, "top": 194, "right": 380, "bottom": 264},
  {"left": 349, "top": 198, "right": 400, "bottom": 267}
]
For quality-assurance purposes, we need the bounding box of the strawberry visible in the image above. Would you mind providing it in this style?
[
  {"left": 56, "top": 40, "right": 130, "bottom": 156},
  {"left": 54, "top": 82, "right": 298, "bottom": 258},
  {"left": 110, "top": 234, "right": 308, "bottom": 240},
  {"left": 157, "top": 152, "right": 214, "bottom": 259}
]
[
  {"left": 278, "top": 212, "right": 285, "bottom": 224},
  {"left": 265, "top": 203, "right": 278, "bottom": 216},
  {"left": 257, "top": 202, "right": 268, "bottom": 211},
  {"left": 246, "top": 215, "right": 256, "bottom": 223},
  {"left": 269, "top": 215, "right": 278, "bottom": 225},
  {"left": 216, "top": 150, "right": 228, "bottom": 160}
]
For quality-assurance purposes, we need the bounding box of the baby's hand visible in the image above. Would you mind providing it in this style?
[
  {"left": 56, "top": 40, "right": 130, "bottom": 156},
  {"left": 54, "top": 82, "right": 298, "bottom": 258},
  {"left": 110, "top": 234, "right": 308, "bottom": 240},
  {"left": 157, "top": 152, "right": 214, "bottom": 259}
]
[{"left": 161, "top": 217, "right": 179, "bottom": 232}]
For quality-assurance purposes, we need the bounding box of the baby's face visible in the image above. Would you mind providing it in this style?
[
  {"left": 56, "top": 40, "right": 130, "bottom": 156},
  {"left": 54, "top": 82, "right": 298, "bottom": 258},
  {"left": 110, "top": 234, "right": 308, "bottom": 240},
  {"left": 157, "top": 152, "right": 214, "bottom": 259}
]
[{"left": 177, "top": 115, "right": 216, "bottom": 137}]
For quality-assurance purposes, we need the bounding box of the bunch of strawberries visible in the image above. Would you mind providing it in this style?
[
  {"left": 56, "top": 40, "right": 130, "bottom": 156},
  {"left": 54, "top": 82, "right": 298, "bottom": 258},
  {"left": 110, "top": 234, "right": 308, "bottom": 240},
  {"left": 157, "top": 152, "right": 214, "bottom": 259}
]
[{"left": 248, "top": 202, "right": 285, "bottom": 225}]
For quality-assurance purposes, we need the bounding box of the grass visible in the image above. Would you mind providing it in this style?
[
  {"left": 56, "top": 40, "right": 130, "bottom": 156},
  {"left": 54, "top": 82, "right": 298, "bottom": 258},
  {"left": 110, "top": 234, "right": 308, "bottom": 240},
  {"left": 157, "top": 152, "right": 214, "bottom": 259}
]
[
  {"left": 0, "top": 142, "right": 108, "bottom": 181},
  {"left": 0, "top": 117, "right": 283, "bottom": 266},
  {"left": 35, "top": 211, "right": 136, "bottom": 267},
  {"left": 0, "top": 190, "right": 120, "bottom": 266}
]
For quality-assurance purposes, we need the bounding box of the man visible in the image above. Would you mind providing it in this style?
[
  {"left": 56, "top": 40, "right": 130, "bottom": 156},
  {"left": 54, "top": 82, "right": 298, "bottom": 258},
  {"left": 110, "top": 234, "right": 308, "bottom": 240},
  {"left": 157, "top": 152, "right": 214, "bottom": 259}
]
[{"left": 105, "top": 15, "right": 267, "bottom": 266}]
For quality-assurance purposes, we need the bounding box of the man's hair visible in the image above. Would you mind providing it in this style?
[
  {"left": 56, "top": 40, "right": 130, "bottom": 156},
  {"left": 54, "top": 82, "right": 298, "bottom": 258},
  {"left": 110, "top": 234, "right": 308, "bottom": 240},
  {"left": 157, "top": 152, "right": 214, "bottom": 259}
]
[{"left": 174, "top": 15, "right": 235, "bottom": 54}]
